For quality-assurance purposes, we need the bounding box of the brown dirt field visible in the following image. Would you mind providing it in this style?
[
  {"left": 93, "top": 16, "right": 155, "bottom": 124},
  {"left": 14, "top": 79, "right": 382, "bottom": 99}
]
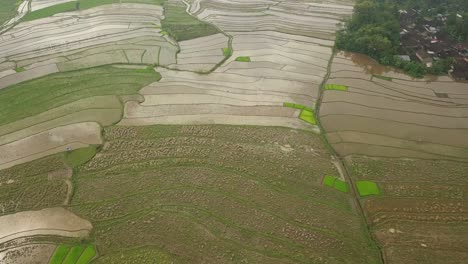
[
  {"left": 0, "top": 207, "right": 92, "bottom": 244},
  {"left": 68, "top": 125, "right": 381, "bottom": 263}
]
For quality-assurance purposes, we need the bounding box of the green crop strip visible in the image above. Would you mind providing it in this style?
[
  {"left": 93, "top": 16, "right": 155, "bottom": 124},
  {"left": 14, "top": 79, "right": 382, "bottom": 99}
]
[
  {"left": 356, "top": 181, "right": 380, "bottom": 197},
  {"left": 223, "top": 47, "right": 233, "bottom": 57},
  {"left": 283, "top": 102, "right": 316, "bottom": 125},
  {"left": 0, "top": 66, "right": 161, "bottom": 127},
  {"left": 49, "top": 245, "right": 71, "bottom": 264},
  {"left": 235, "top": 56, "right": 251, "bottom": 62},
  {"left": 325, "top": 84, "right": 347, "bottom": 91},
  {"left": 14, "top": 67, "right": 25, "bottom": 73},
  {"left": 323, "top": 175, "right": 349, "bottom": 193}
]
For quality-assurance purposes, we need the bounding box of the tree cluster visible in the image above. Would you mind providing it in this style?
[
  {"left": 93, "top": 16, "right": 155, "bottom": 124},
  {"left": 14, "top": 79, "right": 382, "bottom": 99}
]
[{"left": 336, "top": 0, "right": 462, "bottom": 77}]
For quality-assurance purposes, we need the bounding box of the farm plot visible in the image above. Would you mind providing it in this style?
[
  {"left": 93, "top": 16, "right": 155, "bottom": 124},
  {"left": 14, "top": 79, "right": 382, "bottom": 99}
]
[
  {"left": 0, "top": 154, "right": 71, "bottom": 216},
  {"left": 119, "top": 67, "right": 317, "bottom": 130},
  {"left": 0, "top": 207, "right": 92, "bottom": 244},
  {"left": 70, "top": 125, "right": 381, "bottom": 263},
  {"left": 0, "top": 243, "right": 56, "bottom": 264},
  {"left": 0, "top": 66, "right": 159, "bottom": 168},
  {"left": 0, "top": 4, "right": 178, "bottom": 88},
  {"left": 346, "top": 156, "right": 468, "bottom": 264},
  {"left": 320, "top": 52, "right": 468, "bottom": 161},
  {"left": 0, "top": 122, "right": 102, "bottom": 170},
  {"left": 31, "top": 0, "right": 77, "bottom": 12},
  {"left": 119, "top": 0, "right": 352, "bottom": 129},
  {"left": 167, "top": 33, "right": 229, "bottom": 72},
  {"left": 192, "top": 0, "right": 354, "bottom": 40}
]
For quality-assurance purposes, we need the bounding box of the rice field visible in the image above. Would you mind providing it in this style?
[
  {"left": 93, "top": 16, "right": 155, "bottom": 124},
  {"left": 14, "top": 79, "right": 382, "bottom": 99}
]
[
  {"left": 68, "top": 125, "right": 381, "bottom": 263},
  {"left": 1, "top": 0, "right": 467, "bottom": 263},
  {"left": 346, "top": 156, "right": 468, "bottom": 264},
  {"left": 320, "top": 52, "right": 468, "bottom": 161}
]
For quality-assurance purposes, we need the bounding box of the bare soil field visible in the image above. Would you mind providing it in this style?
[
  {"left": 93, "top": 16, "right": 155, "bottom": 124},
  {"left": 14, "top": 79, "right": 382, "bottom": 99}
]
[
  {"left": 69, "top": 125, "right": 381, "bottom": 263},
  {"left": 0, "top": 207, "right": 92, "bottom": 244},
  {"left": 345, "top": 156, "right": 468, "bottom": 264},
  {"left": 0, "top": 122, "right": 102, "bottom": 170},
  {"left": 320, "top": 52, "right": 468, "bottom": 161}
]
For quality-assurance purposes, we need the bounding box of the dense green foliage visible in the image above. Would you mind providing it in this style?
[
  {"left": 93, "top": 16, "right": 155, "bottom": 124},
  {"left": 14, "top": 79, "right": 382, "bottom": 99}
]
[
  {"left": 161, "top": 4, "right": 220, "bottom": 41},
  {"left": 336, "top": 0, "right": 459, "bottom": 77},
  {"left": 23, "top": 0, "right": 166, "bottom": 21},
  {"left": 325, "top": 84, "right": 348, "bottom": 91},
  {"left": 0, "top": 66, "right": 160, "bottom": 126}
]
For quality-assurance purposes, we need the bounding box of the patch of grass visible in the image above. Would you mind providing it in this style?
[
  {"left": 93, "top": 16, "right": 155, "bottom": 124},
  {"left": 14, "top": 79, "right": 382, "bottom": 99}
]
[
  {"left": 161, "top": 4, "right": 220, "bottom": 41},
  {"left": 283, "top": 102, "right": 314, "bottom": 112},
  {"left": 373, "top": 75, "right": 393, "bottom": 81},
  {"left": 323, "top": 175, "right": 336, "bottom": 187},
  {"left": 62, "top": 245, "right": 85, "bottom": 264},
  {"left": 223, "top": 47, "right": 232, "bottom": 57},
  {"left": 76, "top": 244, "right": 97, "bottom": 264},
  {"left": 323, "top": 176, "right": 348, "bottom": 193},
  {"left": 64, "top": 146, "right": 97, "bottom": 168},
  {"left": 135, "top": 65, "right": 161, "bottom": 77},
  {"left": 23, "top": 0, "right": 167, "bottom": 21},
  {"left": 356, "top": 181, "right": 380, "bottom": 197},
  {"left": 49, "top": 245, "right": 71, "bottom": 264},
  {"left": 235, "top": 56, "right": 251, "bottom": 62},
  {"left": 333, "top": 180, "right": 349, "bottom": 193},
  {"left": 299, "top": 109, "right": 316, "bottom": 125},
  {"left": 325, "top": 84, "right": 347, "bottom": 91},
  {"left": 0, "top": 66, "right": 160, "bottom": 127},
  {"left": 14, "top": 67, "right": 26, "bottom": 73},
  {"left": 0, "top": 0, "right": 18, "bottom": 26}
]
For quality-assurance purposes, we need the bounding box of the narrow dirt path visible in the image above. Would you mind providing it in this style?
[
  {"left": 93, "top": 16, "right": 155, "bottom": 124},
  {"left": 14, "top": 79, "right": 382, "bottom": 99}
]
[{"left": 315, "top": 52, "right": 386, "bottom": 264}]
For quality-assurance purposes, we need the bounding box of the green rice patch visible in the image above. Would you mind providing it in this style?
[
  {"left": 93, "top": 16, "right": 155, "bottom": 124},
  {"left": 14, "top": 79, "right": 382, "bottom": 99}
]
[
  {"left": 333, "top": 180, "right": 349, "bottom": 193},
  {"left": 62, "top": 245, "right": 85, "bottom": 264},
  {"left": 325, "top": 84, "right": 347, "bottom": 91},
  {"left": 299, "top": 109, "right": 316, "bottom": 125},
  {"left": 323, "top": 176, "right": 348, "bottom": 193},
  {"left": 235, "top": 56, "right": 251, "bottom": 62},
  {"left": 49, "top": 245, "right": 71, "bottom": 264},
  {"left": 283, "top": 102, "right": 314, "bottom": 112},
  {"left": 223, "top": 47, "right": 232, "bottom": 57},
  {"left": 323, "top": 175, "right": 336, "bottom": 187},
  {"left": 64, "top": 146, "right": 97, "bottom": 168},
  {"left": 356, "top": 181, "right": 380, "bottom": 197},
  {"left": 15, "top": 67, "right": 26, "bottom": 73},
  {"left": 76, "top": 244, "right": 97, "bottom": 264}
]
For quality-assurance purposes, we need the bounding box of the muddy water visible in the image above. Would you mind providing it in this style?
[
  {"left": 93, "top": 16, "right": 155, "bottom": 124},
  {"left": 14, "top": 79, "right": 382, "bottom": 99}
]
[{"left": 337, "top": 51, "right": 442, "bottom": 82}]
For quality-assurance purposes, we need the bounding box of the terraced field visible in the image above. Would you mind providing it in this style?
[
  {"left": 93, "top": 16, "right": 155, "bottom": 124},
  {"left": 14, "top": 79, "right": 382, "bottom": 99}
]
[
  {"left": 1, "top": 0, "right": 467, "bottom": 263},
  {"left": 320, "top": 52, "right": 468, "bottom": 161},
  {"left": 69, "top": 125, "right": 380, "bottom": 263},
  {"left": 120, "top": 0, "right": 353, "bottom": 129},
  {"left": 346, "top": 156, "right": 468, "bottom": 264},
  {"left": 0, "top": 4, "right": 176, "bottom": 88}
]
